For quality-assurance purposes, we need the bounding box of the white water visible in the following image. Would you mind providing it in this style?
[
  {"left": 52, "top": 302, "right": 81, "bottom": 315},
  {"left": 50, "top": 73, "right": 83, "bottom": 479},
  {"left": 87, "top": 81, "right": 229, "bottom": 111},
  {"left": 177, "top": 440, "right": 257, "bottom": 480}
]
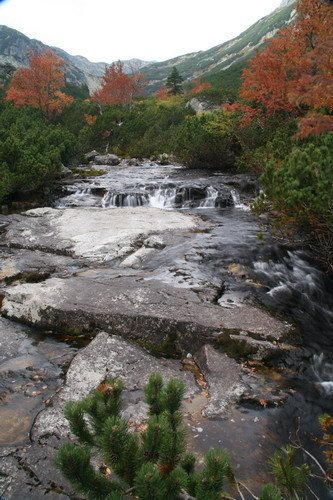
[
  {"left": 102, "top": 192, "right": 148, "bottom": 208},
  {"left": 100, "top": 185, "right": 248, "bottom": 211},
  {"left": 198, "top": 186, "right": 219, "bottom": 208},
  {"left": 231, "top": 189, "right": 250, "bottom": 211},
  {"left": 313, "top": 353, "right": 333, "bottom": 395},
  {"left": 253, "top": 251, "right": 322, "bottom": 300},
  {"left": 56, "top": 186, "right": 95, "bottom": 208},
  {"left": 101, "top": 186, "right": 220, "bottom": 210},
  {"left": 148, "top": 188, "right": 177, "bottom": 209},
  {"left": 254, "top": 251, "right": 333, "bottom": 393}
]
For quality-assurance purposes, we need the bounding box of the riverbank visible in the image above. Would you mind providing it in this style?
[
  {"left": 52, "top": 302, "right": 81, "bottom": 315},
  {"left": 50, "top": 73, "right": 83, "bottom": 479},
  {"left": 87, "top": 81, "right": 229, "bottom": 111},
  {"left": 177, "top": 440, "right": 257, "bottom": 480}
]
[{"left": 0, "top": 160, "right": 332, "bottom": 498}]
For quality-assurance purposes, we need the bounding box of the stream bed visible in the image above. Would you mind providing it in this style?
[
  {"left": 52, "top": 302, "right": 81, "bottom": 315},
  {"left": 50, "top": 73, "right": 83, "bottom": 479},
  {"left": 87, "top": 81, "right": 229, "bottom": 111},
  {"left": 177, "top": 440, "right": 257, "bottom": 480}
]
[{"left": 1, "top": 160, "right": 333, "bottom": 498}]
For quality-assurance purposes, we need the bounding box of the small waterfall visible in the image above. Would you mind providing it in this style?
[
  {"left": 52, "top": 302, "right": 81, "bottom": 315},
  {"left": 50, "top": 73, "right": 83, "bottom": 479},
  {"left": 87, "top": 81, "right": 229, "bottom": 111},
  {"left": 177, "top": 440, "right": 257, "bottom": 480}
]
[
  {"left": 75, "top": 187, "right": 92, "bottom": 196},
  {"left": 56, "top": 186, "right": 93, "bottom": 207},
  {"left": 148, "top": 187, "right": 177, "bottom": 209},
  {"left": 230, "top": 189, "right": 250, "bottom": 211},
  {"left": 100, "top": 185, "right": 236, "bottom": 210},
  {"left": 199, "top": 187, "right": 219, "bottom": 208},
  {"left": 148, "top": 185, "right": 227, "bottom": 209},
  {"left": 102, "top": 192, "right": 149, "bottom": 208},
  {"left": 312, "top": 354, "right": 333, "bottom": 395}
]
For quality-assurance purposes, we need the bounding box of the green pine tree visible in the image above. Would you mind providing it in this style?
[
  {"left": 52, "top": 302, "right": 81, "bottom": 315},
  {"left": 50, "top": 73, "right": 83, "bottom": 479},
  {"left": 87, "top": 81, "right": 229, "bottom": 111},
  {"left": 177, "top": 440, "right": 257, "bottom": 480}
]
[
  {"left": 166, "top": 67, "right": 183, "bottom": 95},
  {"left": 55, "top": 374, "right": 314, "bottom": 499},
  {"left": 55, "top": 374, "right": 234, "bottom": 499}
]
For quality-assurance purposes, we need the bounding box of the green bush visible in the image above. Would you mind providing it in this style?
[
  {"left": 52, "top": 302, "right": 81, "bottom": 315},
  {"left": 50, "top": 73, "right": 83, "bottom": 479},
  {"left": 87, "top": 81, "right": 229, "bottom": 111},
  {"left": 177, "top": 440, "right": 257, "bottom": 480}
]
[
  {"left": 236, "top": 120, "right": 295, "bottom": 173},
  {"left": 78, "top": 99, "right": 194, "bottom": 158},
  {"left": 173, "top": 110, "right": 241, "bottom": 169},
  {"left": 57, "top": 99, "right": 100, "bottom": 137},
  {"left": 55, "top": 374, "right": 235, "bottom": 499},
  {"left": 0, "top": 103, "right": 76, "bottom": 200},
  {"left": 261, "top": 133, "right": 333, "bottom": 223},
  {"left": 55, "top": 374, "right": 312, "bottom": 499}
]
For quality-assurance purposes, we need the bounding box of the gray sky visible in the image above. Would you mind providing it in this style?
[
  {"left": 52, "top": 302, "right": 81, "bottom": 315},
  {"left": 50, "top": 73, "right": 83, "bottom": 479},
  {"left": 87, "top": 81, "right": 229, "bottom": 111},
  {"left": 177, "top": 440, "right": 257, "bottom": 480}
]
[{"left": 0, "top": 0, "right": 282, "bottom": 63}]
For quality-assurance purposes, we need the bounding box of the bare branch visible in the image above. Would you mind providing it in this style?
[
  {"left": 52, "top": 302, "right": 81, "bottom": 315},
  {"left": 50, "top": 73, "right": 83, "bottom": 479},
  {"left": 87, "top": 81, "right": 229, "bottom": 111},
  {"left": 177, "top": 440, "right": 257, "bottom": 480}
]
[
  {"left": 306, "top": 483, "right": 320, "bottom": 500},
  {"left": 237, "top": 481, "right": 258, "bottom": 500}
]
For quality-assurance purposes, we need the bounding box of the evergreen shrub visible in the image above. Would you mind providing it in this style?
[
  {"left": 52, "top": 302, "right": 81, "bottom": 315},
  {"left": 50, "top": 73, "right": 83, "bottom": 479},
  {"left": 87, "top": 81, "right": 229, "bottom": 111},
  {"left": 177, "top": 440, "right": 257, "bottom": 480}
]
[{"left": 55, "top": 374, "right": 311, "bottom": 499}]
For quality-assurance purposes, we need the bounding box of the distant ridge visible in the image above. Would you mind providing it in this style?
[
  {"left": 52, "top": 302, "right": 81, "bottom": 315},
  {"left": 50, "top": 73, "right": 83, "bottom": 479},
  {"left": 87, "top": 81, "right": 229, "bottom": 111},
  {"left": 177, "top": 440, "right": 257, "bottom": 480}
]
[
  {"left": 0, "top": 25, "right": 151, "bottom": 93},
  {"left": 141, "top": 2, "right": 296, "bottom": 91}
]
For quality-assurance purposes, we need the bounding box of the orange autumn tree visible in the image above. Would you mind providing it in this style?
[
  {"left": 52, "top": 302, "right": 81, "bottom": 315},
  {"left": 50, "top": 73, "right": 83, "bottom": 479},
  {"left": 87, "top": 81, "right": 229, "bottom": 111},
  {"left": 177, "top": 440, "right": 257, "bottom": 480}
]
[
  {"left": 290, "top": 0, "right": 333, "bottom": 137},
  {"left": 6, "top": 50, "right": 73, "bottom": 119},
  {"left": 240, "top": 0, "right": 333, "bottom": 137},
  {"left": 240, "top": 29, "right": 300, "bottom": 117},
  {"left": 191, "top": 79, "right": 212, "bottom": 95},
  {"left": 155, "top": 86, "right": 169, "bottom": 101},
  {"left": 92, "top": 61, "right": 144, "bottom": 106}
]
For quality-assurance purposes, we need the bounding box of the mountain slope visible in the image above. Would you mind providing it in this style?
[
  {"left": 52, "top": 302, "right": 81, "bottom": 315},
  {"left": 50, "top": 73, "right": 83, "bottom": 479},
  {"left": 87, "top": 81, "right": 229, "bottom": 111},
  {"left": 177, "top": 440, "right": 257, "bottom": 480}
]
[
  {"left": 0, "top": 25, "right": 151, "bottom": 93},
  {"left": 142, "top": 1, "right": 296, "bottom": 91}
]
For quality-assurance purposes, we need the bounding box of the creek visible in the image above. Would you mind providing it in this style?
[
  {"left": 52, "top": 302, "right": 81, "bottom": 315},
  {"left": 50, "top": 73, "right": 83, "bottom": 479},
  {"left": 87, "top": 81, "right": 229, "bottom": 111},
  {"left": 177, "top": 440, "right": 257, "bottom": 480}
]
[{"left": 1, "top": 160, "right": 333, "bottom": 498}]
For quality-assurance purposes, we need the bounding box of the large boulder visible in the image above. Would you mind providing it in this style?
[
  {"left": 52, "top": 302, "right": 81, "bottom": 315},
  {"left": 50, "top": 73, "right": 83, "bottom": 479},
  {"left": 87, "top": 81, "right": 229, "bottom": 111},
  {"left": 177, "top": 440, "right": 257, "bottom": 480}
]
[
  {"left": 33, "top": 332, "right": 200, "bottom": 440},
  {"left": 84, "top": 150, "right": 99, "bottom": 161},
  {"left": 186, "top": 98, "right": 218, "bottom": 114},
  {"left": 94, "top": 153, "right": 120, "bottom": 166}
]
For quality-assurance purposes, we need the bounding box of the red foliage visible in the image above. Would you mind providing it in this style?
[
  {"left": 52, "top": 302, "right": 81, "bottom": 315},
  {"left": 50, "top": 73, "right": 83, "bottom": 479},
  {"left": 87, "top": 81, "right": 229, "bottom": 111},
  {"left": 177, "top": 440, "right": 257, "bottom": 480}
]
[
  {"left": 155, "top": 86, "right": 169, "bottom": 101},
  {"left": 222, "top": 102, "right": 262, "bottom": 127},
  {"left": 240, "top": 29, "right": 300, "bottom": 116},
  {"left": 92, "top": 61, "right": 144, "bottom": 106},
  {"left": 297, "top": 113, "right": 333, "bottom": 139},
  {"left": 6, "top": 50, "right": 73, "bottom": 117},
  {"left": 191, "top": 79, "right": 212, "bottom": 95},
  {"left": 239, "top": 0, "right": 333, "bottom": 137}
]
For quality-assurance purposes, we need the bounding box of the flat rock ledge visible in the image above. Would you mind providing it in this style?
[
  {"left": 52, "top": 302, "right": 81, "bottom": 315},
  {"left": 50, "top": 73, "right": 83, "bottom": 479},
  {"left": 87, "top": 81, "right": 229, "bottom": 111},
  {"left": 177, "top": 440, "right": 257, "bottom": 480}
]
[
  {"left": 1, "top": 272, "right": 291, "bottom": 354},
  {"left": 1, "top": 207, "right": 201, "bottom": 262}
]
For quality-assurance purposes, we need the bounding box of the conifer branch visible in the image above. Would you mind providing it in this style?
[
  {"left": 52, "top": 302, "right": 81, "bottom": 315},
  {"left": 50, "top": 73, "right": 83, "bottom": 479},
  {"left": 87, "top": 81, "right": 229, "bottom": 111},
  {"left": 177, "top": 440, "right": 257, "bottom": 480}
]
[{"left": 55, "top": 374, "right": 330, "bottom": 499}]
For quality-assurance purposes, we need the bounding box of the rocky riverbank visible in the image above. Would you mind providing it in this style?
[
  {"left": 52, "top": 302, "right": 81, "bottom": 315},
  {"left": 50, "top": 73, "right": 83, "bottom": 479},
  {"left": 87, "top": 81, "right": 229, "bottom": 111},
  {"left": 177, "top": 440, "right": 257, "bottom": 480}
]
[{"left": 0, "top": 160, "right": 312, "bottom": 498}]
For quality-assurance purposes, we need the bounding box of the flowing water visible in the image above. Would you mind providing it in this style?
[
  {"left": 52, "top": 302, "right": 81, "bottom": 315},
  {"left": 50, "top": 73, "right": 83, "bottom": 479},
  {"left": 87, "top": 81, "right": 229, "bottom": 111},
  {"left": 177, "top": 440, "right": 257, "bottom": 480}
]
[{"left": 2, "top": 161, "right": 333, "bottom": 495}]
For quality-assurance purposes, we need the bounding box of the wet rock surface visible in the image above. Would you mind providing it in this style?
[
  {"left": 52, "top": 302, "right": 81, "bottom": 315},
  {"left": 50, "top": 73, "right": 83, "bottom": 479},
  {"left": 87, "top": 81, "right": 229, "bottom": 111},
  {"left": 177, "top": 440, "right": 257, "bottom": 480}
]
[
  {"left": 1, "top": 272, "right": 290, "bottom": 353},
  {"left": 1, "top": 162, "right": 315, "bottom": 498},
  {"left": 0, "top": 319, "right": 78, "bottom": 498},
  {"left": 0, "top": 247, "right": 79, "bottom": 286},
  {"left": 1, "top": 207, "right": 201, "bottom": 262},
  {"left": 0, "top": 318, "right": 77, "bottom": 447},
  {"left": 195, "top": 344, "right": 246, "bottom": 417}
]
